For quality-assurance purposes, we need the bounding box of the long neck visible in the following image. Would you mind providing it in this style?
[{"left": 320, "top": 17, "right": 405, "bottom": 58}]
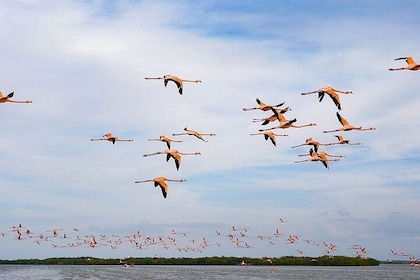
[{"left": 7, "top": 100, "right": 31, "bottom": 103}]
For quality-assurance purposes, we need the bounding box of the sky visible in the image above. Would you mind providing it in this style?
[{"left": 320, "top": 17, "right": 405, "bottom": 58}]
[{"left": 0, "top": 0, "right": 419, "bottom": 261}]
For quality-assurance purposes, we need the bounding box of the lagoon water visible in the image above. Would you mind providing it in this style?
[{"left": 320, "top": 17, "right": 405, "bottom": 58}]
[{"left": 0, "top": 264, "right": 418, "bottom": 280}]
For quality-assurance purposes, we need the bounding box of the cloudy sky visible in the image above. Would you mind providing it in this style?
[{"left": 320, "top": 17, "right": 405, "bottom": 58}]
[{"left": 0, "top": 0, "right": 419, "bottom": 261}]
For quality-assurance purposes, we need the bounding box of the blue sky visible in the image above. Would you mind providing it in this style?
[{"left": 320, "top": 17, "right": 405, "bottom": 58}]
[{"left": 0, "top": 0, "right": 419, "bottom": 261}]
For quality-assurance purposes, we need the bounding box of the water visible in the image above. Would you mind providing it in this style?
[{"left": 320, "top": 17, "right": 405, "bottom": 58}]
[{"left": 0, "top": 264, "right": 418, "bottom": 280}]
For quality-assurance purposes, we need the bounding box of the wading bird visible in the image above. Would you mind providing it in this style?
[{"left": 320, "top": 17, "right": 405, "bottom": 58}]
[
  {"left": 250, "top": 131, "right": 288, "bottom": 146},
  {"left": 90, "top": 133, "right": 133, "bottom": 144},
  {"left": 147, "top": 135, "right": 183, "bottom": 149},
  {"left": 0, "top": 91, "right": 32, "bottom": 104},
  {"left": 295, "top": 149, "right": 341, "bottom": 169},
  {"left": 330, "top": 135, "right": 362, "bottom": 146},
  {"left": 143, "top": 149, "right": 201, "bottom": 170},
  {"left": 134, "top": 177, "right": 186, "bottom": 198},
  {"left": 144, "top": 75, "right": 201, "bottom": 95},
  {"left": 389, "top": 57, "right": 420, "bottom": 71},
  {"left": 301, "top": 87, "right": 352, "bottom": 110},
  {"left": 172, "top": 128, "right": 215, "bottom": 142},
  {"left": 259, "top": 108, "right": 316, "bottom": 131},
  {"left": 252, "top": 107, "right": 292, "bottom": 125},
  {"left": 242, "top": 98, "right": 285, "bottom": 111},
  {"left": 291, "top": 137, "right": 332, "bottom": 152},
  {"left": 323, "top": 112, "right": 376, "bottom": 133}
]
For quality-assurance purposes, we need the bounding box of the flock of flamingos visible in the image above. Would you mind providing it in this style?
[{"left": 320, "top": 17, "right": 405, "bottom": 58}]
[{"left": 1, "top": 56, "right": 419, "bottom": 264}]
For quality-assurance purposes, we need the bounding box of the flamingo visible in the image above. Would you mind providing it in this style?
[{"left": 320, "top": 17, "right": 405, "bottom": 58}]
[
  {"left": 295, "top": 148, "right": 340, "bottom": 169},
  {"left": 301, "top": 86, "right": 352, "bottom": 110},
  {"left": 252, "top": 107, "right": 292, "bottom": 125},
  {"left": 259, "top": 108, "right": 316, "bottom": 131},
  {"left": 291, "top": 137, "right": 332, "bottom": 152},
  {"left": 323, "top": 112, "right": 376, "bottom": 133},
  {"left": 134, "top": 177, "right": 186, "bottom": 198},
  {"left": 147, "top": 135, "right": 183, "bottom": 149},
  {"left": 242, "top": 98, "right": 285, "bottom": 111},
  {"left": 144, "top": 75, "right": 201, "bottom": 95},
  {"left": 0, "top": 91, "right": 32, "bottom": 104},
  {"left": 90, "top": 133, "right": 133, "bottom": 144},
  {"left": 330, "top": 135, "right": 362, "bottom": 145},
  {"left": 172, "top": 127, "right": 215, "bottom": 142},
  {"left": 249, "top": 131, "right": 288, "bottom": 146},
  {"left": 389, "top": 56, "right": 420, "bottom": 71},
  {"left": 143, "top": 149, "right": 201, "bottom": 170}
]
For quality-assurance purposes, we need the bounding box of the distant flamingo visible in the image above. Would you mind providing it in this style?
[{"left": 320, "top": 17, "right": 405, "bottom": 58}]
[
  {"left": 301, "top": 86, "right": 352, "bottom": 110},
  {"left": 143, "top": 149, "right": 201, "bottom": 170},
  {"left": 242, "top": 98, "right": 285, "bottom": 111},
  {"left": 147, "top": 135, "right": 183, "bottom": 149},
  {"left": 252, "top": 107, "right": 292, "bottom": 125},
  {"left": 291, "top": 137, "right": 332, "bottom": 152},
  {"left": 0, "top": 91, "right": 32, "bottom": 104},
  {"left": 90, "top": 133, "right": 133, "bottom": 144},
  {"left": 134, "top": 177, "right": 186, "bottom": 198},
  {"left": 330, "top": 135, "right": 362, "bottom": 146},
  {"left": 250, "top": 131, "right": 288, "bottom": 146},
  {"left": 323, "top": 112, "right": 376, "bottom": 133},
  {"left": 172, "top": 128, "right": 215, "bottom": 142},
  {"left": 389, "top": 57, "right": 420, "bottom": 71},
  {"left": 144, "top": 75, "right": 201, "bottom": 95}
]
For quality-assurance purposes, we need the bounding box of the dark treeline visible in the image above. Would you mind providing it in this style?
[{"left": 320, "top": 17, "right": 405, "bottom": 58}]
[{"left": 0, "top": 255, "right": 379, "bottom": 266}]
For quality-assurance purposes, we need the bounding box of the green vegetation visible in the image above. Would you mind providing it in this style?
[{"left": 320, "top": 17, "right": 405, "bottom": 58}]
[{"left": 0, "top": 255, "right": 379, "bottom": 266}]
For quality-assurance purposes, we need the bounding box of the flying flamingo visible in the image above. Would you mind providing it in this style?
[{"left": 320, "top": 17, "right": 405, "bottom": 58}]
[
  {"left": 134, "top": 177, "right": 186, "bottom": 198},
  {"left": 389, "top": 57, "right": 420, "bottom": 71},
  {"left": 291, "top": 137, "right": 332, "bottom": 152},
  {"left": 301, "top": 86, "right": 352, "bottom": 110},
  {"left": 147, "top": 135, "right": 183, "bottom": 149},
  {"left": 259, "top": 108, "right": 316, "bottom": 131},
  {"left": 172, "top": 127, "right": 215, "bottom": 142},
  {"left": 90, "top": 133, "right": 133, "bottom": 144},
  {"left": 249, "top": 131, "right": 288, "bottom": 146},
  {"left": 0, "top": 92, "right": 32, "bottom": 104},
  {"left": 295, "top": 148, "right": 340, "bottom": 169},
  {"left": 252, "top": 107, "right": 292, "bottom": 125},
  {"left": 143, "top": 149, "right": 201, "bottom": 170},
  {"left": 144, "top": 75, "right": 201, "bottom": 95},
  {"left": 323, "top": 112, "right": 376, "bottom": 133},
  {"left": 242, "top": 98, "right": 285, "bottom": 111},
  {"left": 330, "top": 135, "right": 362, "bottom": 146}
]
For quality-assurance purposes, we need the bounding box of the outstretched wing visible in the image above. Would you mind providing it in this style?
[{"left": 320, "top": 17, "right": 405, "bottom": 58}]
[{"left": 336, "top": 112, "right": 349, "bottom": 126}]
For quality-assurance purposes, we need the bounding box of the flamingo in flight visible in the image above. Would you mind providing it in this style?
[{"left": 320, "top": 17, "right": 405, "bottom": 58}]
[
  {"left": 147, "top": 135, "right": 183, "bottom": 149},
  {"left": 301, "top": 87, "right": 352, "bottom": 110},
  {"left": 259, "top": 108, "right": 316, "bottom": 131},
  {"left": 250, "top": 131, "right": 288, "bottom": 146},
  {"left": 291, "top": 137, "right": 332, "bottom": 152},
  {"left": 90, "top": 133, "right": 133, "bottom": 144},
  {"left": 144, "top": 75, "right": 201, "bottom": 95},
  {"left": 323, "top": 112, "right": 376, "bottom": 133},
  {"left": 295, "top": 148, "right": 341, "bottom": 169},
  {"left": 252, "top": 107, "right": 292, "bottom": 125},
  {"left": 134, "top": 177, "right": 186, "bottom": 198},
  {"left": 242, "top": 98, "right": 285, "bottom": 111},
  {"left": 0, "top": 91, "right": 32, "bottom": 104},
  {"left": 172, "top": 128, "right": 215, "bottom": 142},
  {"left": 389, "top": 57, "right": 420, "bottom": 71},
  {"left": 143, "top": 149, "right": 201, "bottom": 170},
  {"left": 330, "top": 135, "right": 362, "bottom": 146}
]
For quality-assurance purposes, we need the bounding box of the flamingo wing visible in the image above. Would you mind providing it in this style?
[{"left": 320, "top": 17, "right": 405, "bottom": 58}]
[
  {"left": 336, "top": 112, "right": 349, "bottom": 126},
  {"left": 155, "top": 181, "right": 168, "bottom": 198}
]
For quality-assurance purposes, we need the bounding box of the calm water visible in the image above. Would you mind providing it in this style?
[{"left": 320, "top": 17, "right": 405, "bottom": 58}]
[{"left": 0, "top": 264, "right": 418, "bottom": 280}]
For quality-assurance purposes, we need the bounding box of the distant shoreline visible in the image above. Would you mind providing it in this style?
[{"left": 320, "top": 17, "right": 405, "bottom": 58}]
[{"left": 0, "top": 255, "right": 381, "bottom": 266}]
